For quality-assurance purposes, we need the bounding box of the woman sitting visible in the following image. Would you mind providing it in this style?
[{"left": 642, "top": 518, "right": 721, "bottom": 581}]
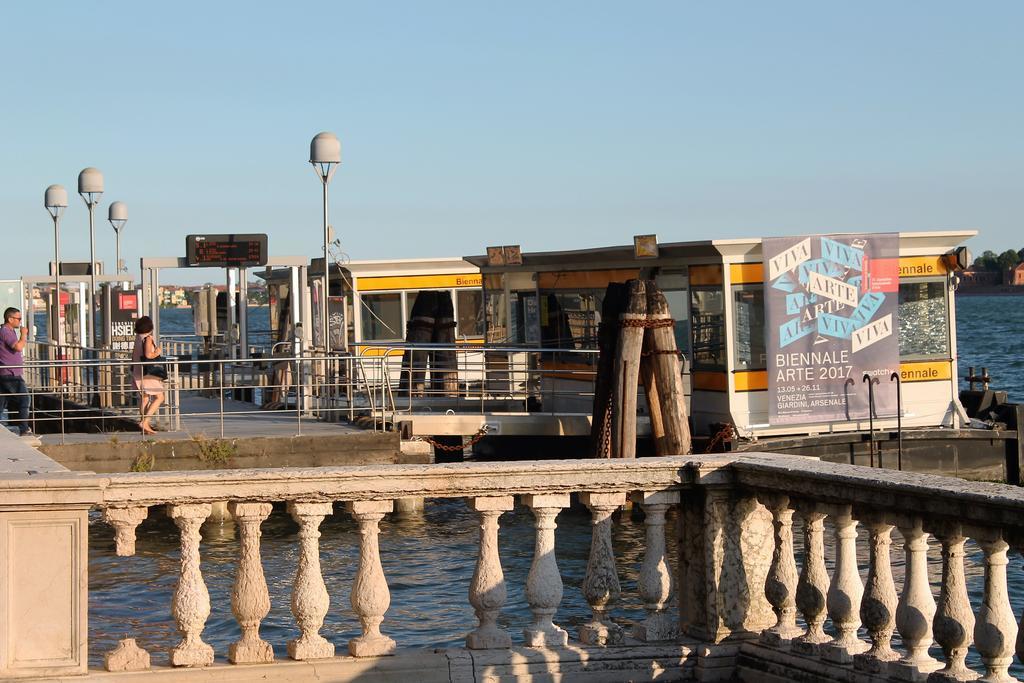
[{"left": 131, "top": 316, "right": 165, "bottom": 435}]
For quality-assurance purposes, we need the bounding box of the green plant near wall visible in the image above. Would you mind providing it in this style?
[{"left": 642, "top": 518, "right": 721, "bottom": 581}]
[
  {"left": 192, "top": 434, "right": 237, "bottom": 466},
  {"left": 130, "top": 447, "right": 155, "bottom": 473}
]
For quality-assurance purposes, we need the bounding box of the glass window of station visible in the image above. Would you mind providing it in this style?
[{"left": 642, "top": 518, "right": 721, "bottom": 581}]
[
  {"left": 656, "top": 270, "right": 691, "bottom": 359},
  {"left": 720, "top": 273, "right": 951, "bottom": 370},
  {"left": 538, "top": 290, "right": 603, "bottom": 350},
  {"left": 898, "top": 279, "right": 949, "bottom": 359},
  {"left": 731, "top": 283, "right": 766, "bottom": 370},
  {"left": 690, "top": 288, "right": 726, "bottom": 370},
  {"left": 360, "top": 289, "right": 485, "bottom": 342},
  {"left": 361, "top": 292, "right": 403, "bottom": 342},
  {"left": 483, "top": 284, "right": 605, "bottom": 351},
  {"left": 456, "top": 290, "right": 484, "bottom": 338}
]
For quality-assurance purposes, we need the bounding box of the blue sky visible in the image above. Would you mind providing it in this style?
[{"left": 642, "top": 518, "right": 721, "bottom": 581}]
[{"left": 1, "top": 1, "right": 1021, "bottom": 284}]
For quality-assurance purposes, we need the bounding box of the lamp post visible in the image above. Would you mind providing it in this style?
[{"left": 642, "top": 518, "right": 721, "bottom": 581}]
[
  {"left": 309, "top": 132, "right": 341, "bottom": 352},
  {"left": 44, "top": 185, "right": 68, "bottom": 343},
  {"left": 108, "top": 201, "right": 127, "bottom": 277},
  {"left": 78, "top": 167, "right": 103, "bottom": 347}
]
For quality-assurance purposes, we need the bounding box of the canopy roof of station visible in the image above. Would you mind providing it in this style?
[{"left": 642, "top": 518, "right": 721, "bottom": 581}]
[{"left": 464, "top": 230, "right": 977, "bottom": 273}]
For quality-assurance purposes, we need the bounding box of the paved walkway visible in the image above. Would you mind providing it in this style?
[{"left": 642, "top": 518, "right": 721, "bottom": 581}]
[
  {"left": 38, "top": 395, "right": 364, "bottom": 445},
  {"left": 0, "top": 428, "right": 70, "bottom": 474}
]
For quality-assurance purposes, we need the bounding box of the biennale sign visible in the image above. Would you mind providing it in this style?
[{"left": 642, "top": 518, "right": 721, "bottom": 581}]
[{"left": 763, "top": 233, "right": 900, "bottom": 425}]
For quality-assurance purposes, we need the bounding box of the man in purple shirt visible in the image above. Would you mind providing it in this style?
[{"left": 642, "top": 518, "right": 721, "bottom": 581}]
[{"left": 0, "top": 307, "right": 31, "bottom": 436}]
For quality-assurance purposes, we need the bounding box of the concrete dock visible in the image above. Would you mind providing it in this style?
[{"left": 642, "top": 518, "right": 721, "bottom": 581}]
[{"left": 35, "top": 395, "right": 424, "bottom": 473}]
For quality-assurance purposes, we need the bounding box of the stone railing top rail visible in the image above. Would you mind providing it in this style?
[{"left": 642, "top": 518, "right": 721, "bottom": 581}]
[
  {"left": 98, "top": 456, "right": 733, "bottom": 506},
  {"left": 4, "top": 451, "right": 1024, "bottom": 535},
  {"left": 733, "top": 452, "right": 1024, "bottom": 533},
  {"left": 0, "top": 455, "right": 734, "bottom": 508}
]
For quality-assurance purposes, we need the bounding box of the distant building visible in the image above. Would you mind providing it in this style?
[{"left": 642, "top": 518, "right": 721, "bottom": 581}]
[
  {"left": 1009, "top": 262, "right": 1024, "bottom": 286},
  {"left": 159, "top": 286, "right": 190, "bottom": 308},
  {"left": 959, "top": 268, "right": 1002, "bottom": 288}
]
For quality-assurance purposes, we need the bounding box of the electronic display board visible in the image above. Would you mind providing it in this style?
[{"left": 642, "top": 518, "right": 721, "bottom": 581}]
[{"left": 186, "top": 234, "right": 268, "bottom": 268}]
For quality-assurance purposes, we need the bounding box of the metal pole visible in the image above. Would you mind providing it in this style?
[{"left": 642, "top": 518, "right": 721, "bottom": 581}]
[
  {"left": 890, "top": 372, "right": 903, "bottom": 471},
  {"left": 151, "top": 268, "right": 160, "bottom": 339},
  {"left": 115, "top": 229, "right": 121, "bottom": 277},
  {"left": 296, "top": 330, "right": 303, "bottom": 436},
  {"left": 227, "top": 268, "right": 237, "bottom": 359},
  {"left": 863, "top": 373, "right": 876, "bottom": 467},
  {"left": 322, "top": 178, "right": 330, "bottom": 353},
  {"left": 238, "top": 267, "right": 248, "bottom": 359},
  {"left": 88, "top": 203, "right": 97, "bottom": 347},
  {"left": 52, "top": 215, "right": 61, "bottom": 345},
  {"left": 219, "top": 357, "right": 225, "bottom": 439}
]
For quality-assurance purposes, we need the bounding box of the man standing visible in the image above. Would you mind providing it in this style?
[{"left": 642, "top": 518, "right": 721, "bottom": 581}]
[{"left": 0, "top": 307, "right": 32, "bottom": 436}]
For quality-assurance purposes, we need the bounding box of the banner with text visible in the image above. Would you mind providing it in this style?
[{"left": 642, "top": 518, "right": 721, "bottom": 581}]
[{"left": 764, "top": 233, "right": 900, "bottom": 425}]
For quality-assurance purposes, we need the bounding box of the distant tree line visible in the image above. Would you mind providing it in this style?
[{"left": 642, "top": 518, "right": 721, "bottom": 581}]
[{"left": 972, "top": 248, "right": 1024, "bottom": 271}]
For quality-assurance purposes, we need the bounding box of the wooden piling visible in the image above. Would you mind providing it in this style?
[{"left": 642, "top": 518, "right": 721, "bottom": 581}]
[
  {"left": 641, "top": 281, "right": 692, "bottom": 455},
  {"left": 611, "top": 280, "right": 647, "bottom": 459},
  {"left": 400, "top": 291, "right": 438, "bottom": 397},
  {"left": 590, "top": 282, "right": 628, "bottom": 458},
  {"left": 431, "top": 291, "right": 458, "bottom": 397}
]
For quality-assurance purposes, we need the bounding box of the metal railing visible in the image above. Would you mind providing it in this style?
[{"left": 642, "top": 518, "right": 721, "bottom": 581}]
[
  {"left": 4, "top": 341, "right": 613, "bottom": 440},
  {"left": 348, "top": 343, "right": 605, "bottom": 429}
]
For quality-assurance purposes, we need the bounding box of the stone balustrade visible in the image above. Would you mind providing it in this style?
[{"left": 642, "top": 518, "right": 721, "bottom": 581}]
[{"left": 3, "top": 452, "right": 1024, "bottom": 681}]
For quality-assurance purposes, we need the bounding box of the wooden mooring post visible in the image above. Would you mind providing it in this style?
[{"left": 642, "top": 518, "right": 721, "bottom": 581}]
[
  {"left": 400, "top": 290, "right": 438, "bottom": 397},
  {"left": 590, "top": 283, "right": 628, "bottom": 458},
  {"left": 431, "top": 291, "right": 458, "bottom": 398},
  {"left": 641, "top": 283, "right": 692, "bottom": 455},
  {"left": 611, "top": 280, "right": 647, "bottom": 459},
  {"left": 592, "top": 279, "right": 692, "bottom": 458}
]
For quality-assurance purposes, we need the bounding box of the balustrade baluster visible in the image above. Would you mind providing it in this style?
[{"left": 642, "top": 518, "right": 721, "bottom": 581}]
[
  {"left": 631, "top": 490, "right": 680, "bottom": 642},
  {"left": 579, "top": 492, "right": 626, "bottom": 646},
  {"left": 823, "top": 505, "right": 867, "bottom": 663},
  {"left": 286, "top": 501, "right": 335, "bottom": 660},
  {"left": 974, "top": 533, "right": 1019, "bottom": 682},
  {"left": 168, "top": 503, "right": 214, "bottom": 667},
  {"left": 101, "top": 507, "right": 155, "bottom": 670},
  {"left": 1015, "top": 540, "right": 1024, "bottom": 675},
  {"left": 347, "top": 500, "right": 396, "bottom": 657},
  {"left": 854, "top": 514, "right": 900, "bottom": 674},
  {"left": 523, "top": 493, "right": 570, "bottom": 647},
  {"left": 228, "top": 502, "right": 274, "bottom": 664},
  {"left": 761, "top": 494, "right": 801, "bottom": 645},
  {"left": 893, "top": 517, "right": 941, "bottom": 680},
  {"left": 101, "top": 505, "right": 153, "bottom": 671},
  {"left": 103, "top": 506, "right": 148, "bottom": 556},
  {"left": 467, "top": 496, "right": 513, "bottom": 650},
  {"left": 928, "top": 524, "right": 976, "bottom": 682},
  {"left": 793, "top": 506, "right": 830, "bottom": 655},
  {"left": 1019, "top": 539, "right": 1024, "bottom": 673}
]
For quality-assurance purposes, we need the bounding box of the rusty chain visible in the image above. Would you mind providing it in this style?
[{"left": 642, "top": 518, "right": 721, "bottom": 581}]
[
  {"left": 599, "top": 391, "right": 614, "bottom": 457},
  {"left": 640, "top": 348, "right": 683, "bottom": 358},
  {"left": 703, "top": 423, "right": 736, "bottom": 454},
  {"left": 619, "top": 317, "right": 675, "bottom": 329},
  {"left": 418, "top": 425, "right": 490, "bottom": 452}
]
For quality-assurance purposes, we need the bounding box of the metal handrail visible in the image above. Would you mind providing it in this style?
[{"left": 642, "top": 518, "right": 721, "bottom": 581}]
[
  {"left": 6, "top": 339, "right": 627, "bottom": 440},
  {"left": 863, "top": 373, "right": 879, "bottom": 467},
  {"left": 890, "top": 372, "right": 903, "bottom": 470}
]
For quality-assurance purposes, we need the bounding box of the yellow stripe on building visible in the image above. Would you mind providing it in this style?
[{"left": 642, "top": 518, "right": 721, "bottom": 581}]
[
  {"left": 726, "top": 257, "right": 948, "bottom": 284},
  {"left": 729, "top": 263, "right": 764, "bottom": 285},
  {"left": 690, "top": 265, "right": 724, "bottom": 286},
  {"left": 358, "top": 273, "right": 482, "bottom": 292},
  {"left": 898, "top": 256, "right": 948, "bottom": 279},
  {"left": 693, "top": 370, "right": 728, "bottom": 391},
  {"left": 731, "top": 363, "right": 949, "bottom": 391},
  {"left": 537, "top": 269, "right": 639, "bottom": 290},
  {"left": 899, "top": 360, "right": 952, "bottom": 382},
  {"left": 734, "top": 370, "right": 768, "bottom": 391}
]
